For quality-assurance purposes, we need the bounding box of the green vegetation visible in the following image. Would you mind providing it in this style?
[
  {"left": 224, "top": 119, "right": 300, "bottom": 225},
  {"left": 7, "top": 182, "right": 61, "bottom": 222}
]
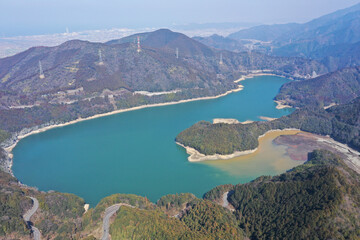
[
  {"left": 34, "top": 192, "right": 85, "bottom": 239},
  {"left": 181, "top": 200, "right": 245, "bottom": 240},
  {"left": 157, "top": 193, "right": 199, "bottom": 215},
  {"left": 82, "top": 193, "right": 154, "bottom": 231},
  {"left": 110, "top": 207, "right": 205, "bottom": 239},
  {"left": 176, "top": 98, "right": 360, "bottom": 155},
  {"left": 0, "top": 192, "right": 29, "bottom": 236},
  {"left": 0, "top": 129, "right": 10, "bottom": 144},
  {"left": 203, "top": 184, "right": 234, "bottom": 201},
  {"left": 0, "top": 171, "right": 29, "bottom": 237},
  {"left": 37, "top": 192, "right": 85, "bottom": 218},
  {"left": 176, "top": 120, "right": 270, "bottom": 155},
  {"left": 276, "top": 66, "right": 360, "bottom": 108},
  {"left": 109, "top": 200, "right": 245, "bottom": 240},
  {"left": 0, "top": 169, "right": 87, "bottom": 239},
  {"left": 227, "top": 150, "right": 360, "bottom": 239},
  {"left": 0, "top": 148, "right": 8, "bottom": 171}
]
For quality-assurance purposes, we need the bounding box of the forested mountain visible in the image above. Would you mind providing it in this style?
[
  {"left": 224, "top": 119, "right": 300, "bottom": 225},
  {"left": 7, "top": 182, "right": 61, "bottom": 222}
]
[
  {"left": 228, "top": 3, "right": 360, "bottom": 46},
  {"left": 228, "top": 23, "right": 300, "bottom": 42},
  {"left": 107, "top": 29, "right": 215, "bottom": 57},
  {"left": 272, "top": 7, "right": 360, "bottom": 71},
  {"left": 0, "top": 170, "right": 86, "bottom": 239},
  {"left": 226, "top": 150, "right": 360, "bottom": 239},
  {"left": 193, "top": 34, "right": 248, "bottom": 52},
  {"left": 0, "top": 28, "right": 325, "bottom": 97},
  {"left": 276, "top": 66, "right": 360, "bottom": 108},
  {"left": 214, "top": 3, "right": 360, "bottom": 71}
]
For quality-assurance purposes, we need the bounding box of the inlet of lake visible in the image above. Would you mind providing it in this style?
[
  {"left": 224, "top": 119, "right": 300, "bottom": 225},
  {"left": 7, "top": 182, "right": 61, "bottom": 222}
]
[{"left": 12, "top": 76, "right": 303, "bottom": 206}]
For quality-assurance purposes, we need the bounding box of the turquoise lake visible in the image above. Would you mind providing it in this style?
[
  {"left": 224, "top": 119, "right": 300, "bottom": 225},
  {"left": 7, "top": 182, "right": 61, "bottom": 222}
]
[{"left": 13, "top": 76, "right": 295, "bottom": 206}]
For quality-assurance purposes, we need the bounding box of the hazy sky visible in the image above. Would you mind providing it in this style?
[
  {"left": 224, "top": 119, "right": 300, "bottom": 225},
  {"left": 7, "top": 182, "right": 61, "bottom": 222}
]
[{"left": 0, "top": 0, "right": 359, "bottom": 36}]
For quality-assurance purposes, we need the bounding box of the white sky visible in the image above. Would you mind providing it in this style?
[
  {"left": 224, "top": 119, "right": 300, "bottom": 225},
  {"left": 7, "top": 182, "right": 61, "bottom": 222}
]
[{"left": 0, "top": 0, "right": 359, "bottom": 36}]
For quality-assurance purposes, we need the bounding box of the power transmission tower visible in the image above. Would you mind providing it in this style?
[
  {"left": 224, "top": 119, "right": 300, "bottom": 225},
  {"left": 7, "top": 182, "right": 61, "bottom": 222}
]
[
  {"left": 137, "top": 36, "right": 141, "bottom": 53},
  {"left": 98, "top": 49, "right": 104, "bottom": 65},
  {"left": 39, "top": 61, "right": 45, "bottom": 79},
  {"left": 176, "top": 48, "right": 179, "bottom": 59},
  {"left": 248, "top": 50, "right": 253, "bottom": 67}
]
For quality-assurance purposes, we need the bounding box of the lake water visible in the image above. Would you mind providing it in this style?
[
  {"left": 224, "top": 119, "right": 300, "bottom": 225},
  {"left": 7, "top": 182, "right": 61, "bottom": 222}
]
[{"left": 12, "top": 76, "right": 299, "bottom": 206}]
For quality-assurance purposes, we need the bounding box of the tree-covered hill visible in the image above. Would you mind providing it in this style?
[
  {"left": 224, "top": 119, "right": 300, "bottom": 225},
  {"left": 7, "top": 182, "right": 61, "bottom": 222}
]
[
  {"left": 193, "top": 34, "right": 248, "bottom": 53},
  {"left": 228, "top": 150, "right": 360, "bottom": 239},
  {"left": 202, "top": 150, "right": 360, "bottom": 239},
  {"left": 176, "top": 97, "right": 360, "bottom": 155},
  {"left": 276, "top": 66, "right": 360, "bottom": 108},
  {"left": 228, "top": 23, "right": 300, "bottom": 42},
  {"left": 108, "top": 200, "right": 245, "bottom": 240},
  {"left": 0, "top": 170, "right": 86, "bottom": 239}
]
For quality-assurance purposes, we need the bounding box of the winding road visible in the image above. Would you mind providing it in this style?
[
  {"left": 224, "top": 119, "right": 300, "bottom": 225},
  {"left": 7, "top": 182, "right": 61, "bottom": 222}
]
[
  {"left": 222, "top": 191, "right": 235, "bottom": 211},
  {"left": 222, "top": 192, "right": 229, "bottom": 208},
  {"left": 101, "top": 203, "right": 134, "bottom": 240},
  {"left": 23, "top": 197, "right": 41, "bottom": 240}
]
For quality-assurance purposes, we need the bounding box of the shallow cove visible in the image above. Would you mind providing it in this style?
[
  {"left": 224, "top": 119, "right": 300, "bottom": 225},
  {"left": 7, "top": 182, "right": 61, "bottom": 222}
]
[
  {"left": 204, "top": 130, "right": 305, "bottom": 176},
  {"left": 13, "top": 76, "right": 296, "bottom": 206}
]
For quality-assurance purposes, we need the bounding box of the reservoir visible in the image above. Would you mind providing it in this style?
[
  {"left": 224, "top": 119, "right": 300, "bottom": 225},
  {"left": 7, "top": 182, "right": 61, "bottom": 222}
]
[{"left": 12, "top": 76, "right": 300, "bottom": 206}]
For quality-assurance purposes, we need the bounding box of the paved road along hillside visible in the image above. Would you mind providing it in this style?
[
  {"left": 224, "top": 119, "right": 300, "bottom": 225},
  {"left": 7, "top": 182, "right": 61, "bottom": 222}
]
[
  {"left": 101, "top": 203, "right": 134, "bottom": 240},
  {"left": 23, "top": 197, "right": 41, "bottom": 240}
]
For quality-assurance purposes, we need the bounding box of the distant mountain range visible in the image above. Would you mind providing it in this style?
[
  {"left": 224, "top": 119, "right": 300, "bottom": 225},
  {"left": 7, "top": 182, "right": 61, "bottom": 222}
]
[
  {"left": 107, "top": 29, "right": 215, "bottom": 57},
  {"left": 0, "top": 29, "right": 224, "bottom": 99},
  {"left": 171, "top": 22, "right": 260, "bottom": 31},
  {"left": 0, "top": 29, "right": 325, "bottom": 99},
  {"left": 197, "top": 3, "right": 360, "bottom": 71},
  {"left": 228, "top": 23, "right": 300, "bottom": 42},
  {"left": 193, "top": 34, "right": 248, "bottom": 53}
]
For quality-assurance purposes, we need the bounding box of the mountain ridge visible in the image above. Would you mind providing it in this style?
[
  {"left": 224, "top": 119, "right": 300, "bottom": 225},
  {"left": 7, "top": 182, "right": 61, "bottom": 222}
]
[
  {"left": 276, "top": 66, "right": 360, "bottom": 107},
  {"left": 194, "top": 3, "right": 360, "bottom": 71}
]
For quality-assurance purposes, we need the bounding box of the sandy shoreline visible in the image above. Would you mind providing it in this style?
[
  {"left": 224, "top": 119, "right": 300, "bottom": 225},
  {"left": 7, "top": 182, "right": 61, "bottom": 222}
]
[
  {"left": 134, "top": 89, "right": 181, "bottom": 96},
  {"left": 316, "top": 135, "right": 360, "bottom": 173},
  {"left": 234, "top": 73, "right": 277, "bottom": 83},
  {"left": 240, "top": 120, "right": 254, "bottom": 124},
  {"left": 275, "top": 132, "right": 360, "bottom": 174},
  {"left": 176, "top": 142, "right": 258, "bottom": 162},
  {"left": 274, "top": 100, "right": 292, "bottom": 109},
  {"left": 177, "top": 128, "right": 300, "bottom": 162},
  {"left": 259, "top": 116, "right": 277, "bottom": 121},
  {"left": 213, "top": 118, "right": 240, "bottom": 124}
]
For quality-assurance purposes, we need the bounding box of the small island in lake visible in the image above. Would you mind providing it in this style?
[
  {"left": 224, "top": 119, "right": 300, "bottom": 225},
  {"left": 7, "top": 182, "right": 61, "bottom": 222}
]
[{"left": 176, "top": 97, "right": 360, "bottom": 170}]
